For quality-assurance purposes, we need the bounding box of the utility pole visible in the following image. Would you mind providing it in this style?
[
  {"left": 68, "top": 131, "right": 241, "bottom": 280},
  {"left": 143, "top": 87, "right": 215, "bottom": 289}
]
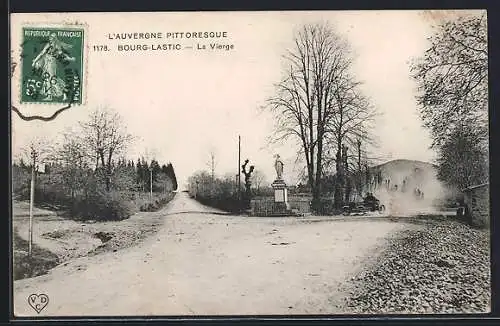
[
  {"left": 207, "top": 150, "right": 216, "bottom": 196},
  {"left": 145, "top": 148, "right": 156, "bottom": 201},
  {"left": 238, "top": 135, "right": 241, "bottom": 209},
  {"left": 357, "top": 139, "right": 362, "bottom": 199},
  {"left": 150, "top": 166, "right": 153, "bottom": 201},
  {"left": 28, "top": 146, "right": 38, "bottom": 257},
  {"left": 210, "top": 152, "right": 215, "bottom": 181}
]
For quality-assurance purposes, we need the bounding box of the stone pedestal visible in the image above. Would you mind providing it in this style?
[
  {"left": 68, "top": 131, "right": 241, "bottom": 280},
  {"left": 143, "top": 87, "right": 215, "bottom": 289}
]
[{"left": 272, "top": 179, "right": 290, "bottom": 211}]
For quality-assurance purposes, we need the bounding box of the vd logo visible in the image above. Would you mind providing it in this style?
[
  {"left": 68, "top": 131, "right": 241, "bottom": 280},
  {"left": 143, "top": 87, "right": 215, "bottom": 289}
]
[{"left": 28, "top": 294, "right": 49, "bottom": 314}]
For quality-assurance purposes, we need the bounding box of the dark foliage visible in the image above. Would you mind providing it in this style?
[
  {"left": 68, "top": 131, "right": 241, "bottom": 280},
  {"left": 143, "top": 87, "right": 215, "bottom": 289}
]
[
  {"left": 196, "top": 193, "right": 242, "bottom": 213},
  {"left": 13, "top": 230, "right": 59, "bottom": 280},
  {"left": 12, "top": 155, "right": 178, "bottom": 221}
]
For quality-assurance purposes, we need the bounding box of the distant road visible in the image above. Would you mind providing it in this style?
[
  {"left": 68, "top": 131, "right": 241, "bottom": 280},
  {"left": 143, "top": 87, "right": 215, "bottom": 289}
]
[{"left": 14, "top": 192, "right": 406, "bottom": 316}]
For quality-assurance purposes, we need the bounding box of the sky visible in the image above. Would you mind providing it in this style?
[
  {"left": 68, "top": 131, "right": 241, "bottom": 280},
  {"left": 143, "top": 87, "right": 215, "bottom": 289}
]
[{"left": 10, "top": 10, "right": 484, "bottom": 189}]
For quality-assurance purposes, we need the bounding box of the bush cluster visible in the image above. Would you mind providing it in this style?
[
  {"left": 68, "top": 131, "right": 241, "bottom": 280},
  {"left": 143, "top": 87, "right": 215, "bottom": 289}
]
[
  {"left": 139, "top": 193, "right": 175, "bottom": 212},
  {"left": 12, "top": 162, "right": 176, "bottom": 221},
  {"left": 71, "top": 191, "right": 135, "bottom": 221},
  {"left": 196, "top": 193, "right": 242, "bottom": 213}
]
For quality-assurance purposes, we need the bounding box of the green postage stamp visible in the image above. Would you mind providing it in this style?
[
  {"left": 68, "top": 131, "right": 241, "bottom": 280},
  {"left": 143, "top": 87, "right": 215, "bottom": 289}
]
[{"left": 20, "top": 27, "right": 84, "bottom": 104}]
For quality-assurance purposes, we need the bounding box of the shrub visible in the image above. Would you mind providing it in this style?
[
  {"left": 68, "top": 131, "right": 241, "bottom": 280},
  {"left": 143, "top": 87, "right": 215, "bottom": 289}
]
[
  {"left": 138, "top": 192, "right": 175, "bottom": 212},
  {"left": 253, "top": 187, "right": 274, "bottom": 197},
  {"left": 90, "top": 191, "right": 134, "bottom": 221},
  {"left": 312, "top": 199, "right": 342, "bottom": 215},
  {"left": 197, "top": 193, "right": 242, "bottom": 213},
  {"left": 35, "top": 183, "right": 71, "bottom": 207},
  {"left": 69, "top": 191, "right": 134, "bottom": 221}
]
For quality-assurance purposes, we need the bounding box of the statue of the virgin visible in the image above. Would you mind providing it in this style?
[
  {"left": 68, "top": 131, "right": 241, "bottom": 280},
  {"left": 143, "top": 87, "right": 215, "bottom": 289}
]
[{"left": 274, "top": 154, "right": 284, "bottom": 180}]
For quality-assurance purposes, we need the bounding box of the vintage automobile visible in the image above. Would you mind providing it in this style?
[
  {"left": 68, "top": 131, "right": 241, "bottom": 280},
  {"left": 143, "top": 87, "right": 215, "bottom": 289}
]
[{"left": 342, "top": 193, "right": 385, "bottom": 215}]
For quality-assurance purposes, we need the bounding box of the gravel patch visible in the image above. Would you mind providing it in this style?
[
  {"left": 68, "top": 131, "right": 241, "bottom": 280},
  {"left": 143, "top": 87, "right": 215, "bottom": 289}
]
[{"left": 343, "top": 215, "right": 490, "bottom": 314}]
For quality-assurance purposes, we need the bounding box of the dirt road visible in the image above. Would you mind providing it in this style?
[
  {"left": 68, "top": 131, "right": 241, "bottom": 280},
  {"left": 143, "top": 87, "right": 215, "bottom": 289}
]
[{"left": 14, "top": 192, "right": 407, "bottom": 316}]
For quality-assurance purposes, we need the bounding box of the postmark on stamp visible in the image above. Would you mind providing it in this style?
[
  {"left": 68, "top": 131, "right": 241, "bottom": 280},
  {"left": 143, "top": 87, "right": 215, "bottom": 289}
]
[{"left": 20, "top": 27, "right": 84, "bottom": 105}]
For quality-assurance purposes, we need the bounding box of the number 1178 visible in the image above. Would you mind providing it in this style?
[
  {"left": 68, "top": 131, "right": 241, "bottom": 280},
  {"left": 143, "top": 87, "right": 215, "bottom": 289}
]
[{"left": 93, "top": 45, "right": 109, "bottom": 52}]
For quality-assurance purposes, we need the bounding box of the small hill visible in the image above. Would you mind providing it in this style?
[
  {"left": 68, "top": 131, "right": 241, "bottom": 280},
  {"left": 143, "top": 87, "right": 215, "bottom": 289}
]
[
  {"left": 370, "top": 159, "right": 438, "bottom": 187},
  {"left": 367, "top": 159, "right": 447, "bottom": 215},
  {"left": 373, "top": 159, "right": 437, "bottom": 171}
]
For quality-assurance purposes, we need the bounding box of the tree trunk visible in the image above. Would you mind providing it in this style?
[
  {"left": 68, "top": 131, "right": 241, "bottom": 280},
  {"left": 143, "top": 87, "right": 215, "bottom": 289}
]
[
  {"left": 314, "top": 123, "right": 324, "bottom": 209},
  {"left": 105, "top": 149, "right": 114, "bottom": 192},
  {"left": 334, "top": 147, "right": 343, "bottom": 208},
  {"left": 357, "top": 140, "right": 362, "bottom": 198},
  {"left": 99, "top": 151, "right": 105, "bottom": 169},
  {"left": 343, "top": 145, "right": 349, "bottom": 203}
]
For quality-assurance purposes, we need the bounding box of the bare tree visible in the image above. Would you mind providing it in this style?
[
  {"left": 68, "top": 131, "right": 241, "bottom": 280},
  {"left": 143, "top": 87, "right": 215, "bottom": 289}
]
[
  {"left": 266, "top": 23, "right": 376, "bottom": 207},
  {"left": 203, "top": 149, "right": 217, "bottom": 196},
  {"left": 187, "top": 170, "right": 212, "bottom": 198},
  {"left": 251, "top": 169, "right": 267, "bottom": 190},
  {"left": 55, "top": 130, "right": 88, "bottom": 166},
  {"left": 17, "top": 138, "right": 55, "bottom": 256},
  {"left": 19, "top": 138, "right": 54, "bottom": 171},
  {"left": 206, "top": 149, "right": 217, "bottom": 181},
  {"left": 53, "top": 132, "right": 90, "bottom": 200},
  {"left": 79, "top": 107, "right": 134, "bottom": 191},
  {"left": 324, "top": 80, "right": 377, "bottom": 205}
]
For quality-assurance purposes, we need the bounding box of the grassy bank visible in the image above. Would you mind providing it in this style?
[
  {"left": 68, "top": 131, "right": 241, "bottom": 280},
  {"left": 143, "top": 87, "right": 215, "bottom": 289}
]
[
  {"left": 135, "top": 192, "right": 176, "bottom": 212},
  {"left": 13, "top": 228, "right": 60, "bottom": 281},
  {"left": 13, "top": 192, "right": 176, "bottom": 281}
]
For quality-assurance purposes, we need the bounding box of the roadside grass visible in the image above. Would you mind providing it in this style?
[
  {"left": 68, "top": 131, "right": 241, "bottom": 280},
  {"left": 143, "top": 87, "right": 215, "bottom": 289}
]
[
  {"left": 12, "top": 192, "right": 176, "bottom": 281},
  {"left": 13, "top": 227, "right": 59, "bottom": 281},
  {"left": 134, "top": 192, "right": 176, "bottom": 212}
]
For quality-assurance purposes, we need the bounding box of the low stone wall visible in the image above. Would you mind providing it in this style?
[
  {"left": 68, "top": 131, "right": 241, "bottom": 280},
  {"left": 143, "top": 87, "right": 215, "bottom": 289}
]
[
  {"left": 464, "top": 184, "right": 489, "bottom": 228},
  {"left": 251, "top": 196, "right": 312, "bottom": 216}
]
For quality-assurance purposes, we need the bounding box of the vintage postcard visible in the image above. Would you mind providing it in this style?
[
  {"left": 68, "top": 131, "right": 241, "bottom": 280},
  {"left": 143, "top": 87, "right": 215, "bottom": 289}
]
[{"left": 10, "top": 10, "right": 490, "bottom": 317}]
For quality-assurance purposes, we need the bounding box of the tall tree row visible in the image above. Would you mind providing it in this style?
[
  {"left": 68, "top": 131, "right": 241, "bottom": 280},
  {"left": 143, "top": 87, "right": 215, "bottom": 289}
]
[
  {"left": 12, "top": 107, "right": 178, "bottom": 220},
  {"left": 267, "top": 23, "right": 377, "bottom": 208}
]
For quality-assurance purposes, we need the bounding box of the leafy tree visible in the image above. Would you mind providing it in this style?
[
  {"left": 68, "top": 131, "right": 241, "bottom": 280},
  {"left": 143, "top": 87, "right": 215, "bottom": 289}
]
[
  {"left": 112, "top": 157, "right": 136, "bottom": 191},
  {"left": 149, "top": 159, "right": 161, "bottom": 191},
  {"left": 12, "top": 162, "right": 31, "bottom": 198},
  {"left": 436, "top": 125, "right": 488, "bottom": 190},
  {"left": 187, "top": 170, "right": 212, "bottom": 197},
  {"left": 163, "top": 163, "right": 178, "bottom": 191},
  {"left": 251, "top": 169, "right": 267, "bottom": 190},
  {"left": 155, "top": 172, "right": 174, "bottom": 193},
  {"left": 410, "top": 12, "right": 488, "bottom": 188},
  {"left": 410, "top": 13, "right": 487, "bottom": 148}
]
